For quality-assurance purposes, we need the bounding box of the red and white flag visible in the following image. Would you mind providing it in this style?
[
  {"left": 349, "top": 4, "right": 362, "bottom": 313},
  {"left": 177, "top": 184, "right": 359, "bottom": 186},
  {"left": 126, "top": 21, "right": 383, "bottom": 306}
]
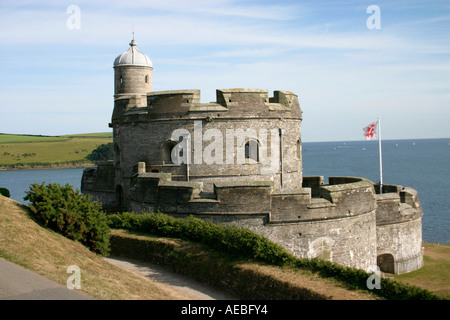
[{"left": 363, "top": 120, "right": 378, "bottom": 140}]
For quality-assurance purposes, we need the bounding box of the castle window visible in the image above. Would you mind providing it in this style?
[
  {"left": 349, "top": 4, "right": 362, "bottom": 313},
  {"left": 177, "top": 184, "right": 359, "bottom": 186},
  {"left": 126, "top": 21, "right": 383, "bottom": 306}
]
[
  {"left": 297, "top": 139, "right": 301, "bottom": 158},
  {"left": 145, "top": 75, "right": 149, "bottom": 83},
  {"left": 120, "top": 76, "right": 123, "bottom": 84},
  {"left": 162, "top": 140, "right": 180, "bottom": 165},
  {"left": 245, "top": 139, "right": 259, "bottom": 163},
  {"left": 116, "top": 185, "right": 124, "bottom": 209},
  {"left": 114, "top": 144, "right": 121, "bottom": 166}
]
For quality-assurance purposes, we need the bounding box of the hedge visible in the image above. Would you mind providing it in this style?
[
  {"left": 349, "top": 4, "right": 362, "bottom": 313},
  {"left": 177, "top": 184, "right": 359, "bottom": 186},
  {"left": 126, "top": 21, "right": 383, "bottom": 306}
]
[
  {"left": 107, "top": 211, "right": 442, "bottom": 300},
  {"left": 107, "top": 211, "right": 291, "bottom": 265}
]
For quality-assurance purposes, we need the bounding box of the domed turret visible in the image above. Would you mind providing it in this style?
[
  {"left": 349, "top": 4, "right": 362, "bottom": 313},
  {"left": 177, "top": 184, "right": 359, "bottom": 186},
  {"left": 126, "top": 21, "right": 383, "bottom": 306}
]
[
  {"left": 114, "top": 39, "right": 153, "bottom": 68},
  {"left": 113, "top": 39, "right": 153, "bottom": 97}
]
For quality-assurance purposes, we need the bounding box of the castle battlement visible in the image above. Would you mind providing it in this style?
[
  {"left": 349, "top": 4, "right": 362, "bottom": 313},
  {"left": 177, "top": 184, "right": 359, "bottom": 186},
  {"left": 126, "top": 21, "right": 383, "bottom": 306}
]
[
  {"left": 125, "top": 163, "right": 379, "bottom": 223},
  {"left": 112, "top": 89, "right": 302, "bottom": 121}
]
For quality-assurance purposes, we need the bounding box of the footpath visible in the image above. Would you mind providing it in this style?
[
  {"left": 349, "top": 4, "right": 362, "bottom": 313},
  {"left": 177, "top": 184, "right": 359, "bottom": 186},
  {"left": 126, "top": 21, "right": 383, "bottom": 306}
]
[
  {"left": 104, "top": 256, "right": 237, "bottom": 300},
  {"left": 0, "top": 258, "right": 94, "bottom": 300},
  {"left": 0, "top": 257, "right": 236, "bottom": 300}
]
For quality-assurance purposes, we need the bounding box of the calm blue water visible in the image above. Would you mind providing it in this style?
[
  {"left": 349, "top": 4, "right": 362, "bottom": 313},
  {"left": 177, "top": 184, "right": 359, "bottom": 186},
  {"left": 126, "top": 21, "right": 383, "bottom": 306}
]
[
  {"left": 303, "top": 138, "right": 449, "bottom": 244},
  {"left": 0, "top": 168, "right": 85, "bottom": 205},
  {"left": 0, "top": 138, "right": 448, "bottom": 244}
]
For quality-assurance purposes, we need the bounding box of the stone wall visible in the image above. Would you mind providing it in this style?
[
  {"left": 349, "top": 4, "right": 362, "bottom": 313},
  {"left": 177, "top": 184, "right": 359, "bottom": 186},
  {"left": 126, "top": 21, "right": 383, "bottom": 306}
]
[
  {"left": 125, "top": 171, "right": 379, "bottom": 271},
  {"left": 82, "top": 156, "right": 424, "bottom": 274},
  {"left": 81, "top": 161, "right": 118, "bottom": 211},
  {"left": 375, "top": 184, "right": 424, "bottom": 274},
  {"left": 377, "top": 219, "right": 423, "bottom": 274},
  {"left": 114, "top": 65, "right": 152, "bottom": 97},
  {"left": 110, "top": 89, "right": 303, "bottom": 206}
]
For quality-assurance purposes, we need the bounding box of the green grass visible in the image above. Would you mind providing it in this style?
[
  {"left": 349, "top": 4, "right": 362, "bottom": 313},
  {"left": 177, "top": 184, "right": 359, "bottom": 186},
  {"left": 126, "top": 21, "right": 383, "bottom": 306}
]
[
  {"left": 0, "top": 195, "right": 181, "bottom": 300},
  {"left": 392, "top": 243, "right": 450, "bottom": 298},
  {"left": 0, "top": 132, "right": 112, "bottom": 168},
  {"left": 61, "top": 132, "right": 113, "bottom": 139},
  {"left": 0, "top": 134, "right": 69, "bottom": 143}
]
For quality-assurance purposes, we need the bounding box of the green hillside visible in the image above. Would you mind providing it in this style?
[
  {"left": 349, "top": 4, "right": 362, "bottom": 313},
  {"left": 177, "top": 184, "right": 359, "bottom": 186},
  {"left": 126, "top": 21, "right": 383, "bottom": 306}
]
[
  {"left": 0, "top": 132, "right": 112, "bottom": 168},
  {"left": 0, "top": 195, "right": 182, "bottom": 300}
]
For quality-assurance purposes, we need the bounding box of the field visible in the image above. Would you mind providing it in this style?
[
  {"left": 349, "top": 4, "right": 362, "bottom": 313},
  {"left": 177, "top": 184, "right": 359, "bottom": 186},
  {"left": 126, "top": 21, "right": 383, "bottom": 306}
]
[
  {"left": 392, "top": 243, "right": 450, "bottom": 297},
  {"left": 0, "top": 133, "right": 112, "bottom": 168}
]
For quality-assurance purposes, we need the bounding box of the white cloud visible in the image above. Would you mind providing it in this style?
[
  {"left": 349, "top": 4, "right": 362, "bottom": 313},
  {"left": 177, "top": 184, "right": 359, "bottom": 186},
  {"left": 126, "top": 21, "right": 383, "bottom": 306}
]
[{"left": 0, "top": 0, "right": 448, "bottom": 140}]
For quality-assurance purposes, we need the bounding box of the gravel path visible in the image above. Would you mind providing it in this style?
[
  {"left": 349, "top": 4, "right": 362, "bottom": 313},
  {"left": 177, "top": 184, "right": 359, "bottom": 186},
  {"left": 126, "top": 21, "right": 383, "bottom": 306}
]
[
  {"left": 104, "top": 256, "right": 237, "bottom": 300},
  {"left": 0, "top": 258, "right": 94, "bottom": 300}
]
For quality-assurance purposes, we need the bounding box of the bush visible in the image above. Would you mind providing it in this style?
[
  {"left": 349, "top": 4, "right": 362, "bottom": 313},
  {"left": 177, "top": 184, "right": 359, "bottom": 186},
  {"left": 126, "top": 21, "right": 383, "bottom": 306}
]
[
  {"left": 24, "top": 182, "right": 110, "bottom": 255},
  {"left": 0, "top": 187, "right": 10, "bottom": 198},
  {"left": 86, "top": 143, "right": 113, "bottom": 161}
]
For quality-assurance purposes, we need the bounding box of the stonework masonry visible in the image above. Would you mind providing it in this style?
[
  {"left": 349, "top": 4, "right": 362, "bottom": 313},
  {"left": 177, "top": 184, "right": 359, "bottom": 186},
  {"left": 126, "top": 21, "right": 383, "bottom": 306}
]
[{"left": 82, "top": 40, "right": 424, "bottom": 274}]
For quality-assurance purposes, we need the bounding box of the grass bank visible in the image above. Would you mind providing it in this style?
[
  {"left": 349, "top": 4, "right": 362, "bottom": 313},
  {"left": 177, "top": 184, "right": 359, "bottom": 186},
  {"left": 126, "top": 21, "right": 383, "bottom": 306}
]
[
  {"left": 108, "top": 229, "right": 378, "bottom": 300},
  {"left": 392, "top": 243, "right": 450, "bottom": 297},
  {"left": 0, "top": 195, "right": 183, "bottom": 299},
  {"left": 0, "top": 195, "right": 376, "bottom": 300},
  {"left": 1, "top": 195, "right": 447, "bottom": 300},
  {"left": 0, "top": 132, "right": 112, "bottom": 169}
]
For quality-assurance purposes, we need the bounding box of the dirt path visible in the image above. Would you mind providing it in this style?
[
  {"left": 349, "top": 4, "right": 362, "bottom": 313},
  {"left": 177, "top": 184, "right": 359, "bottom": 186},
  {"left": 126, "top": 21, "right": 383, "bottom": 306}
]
[
  {"left": 0, "top": 258, "right": 94, "bottom": 300},
  {"left": 104, "top": 256, "right": 237, "bottom": 300}
]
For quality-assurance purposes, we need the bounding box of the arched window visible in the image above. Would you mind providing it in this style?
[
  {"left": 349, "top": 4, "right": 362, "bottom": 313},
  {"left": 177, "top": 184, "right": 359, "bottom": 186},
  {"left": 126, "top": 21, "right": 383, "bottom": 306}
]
[
  {"left": 245, "top": 139, "right": 259, "bottom": 163},
  {"left": 145, "top": 75, "right": 149, "bottom": 83},
  {"left": 296, "top": 139, "right": 301, "bottom": 158},
  {"left": 162, "top": 140, "right": 180, "bottom": 164},
  {"left": 116, "top": 185, "right": 124, "bottom": 209},
  {"left": 114, "top": 144, "right": 121, "bottom": 166}
]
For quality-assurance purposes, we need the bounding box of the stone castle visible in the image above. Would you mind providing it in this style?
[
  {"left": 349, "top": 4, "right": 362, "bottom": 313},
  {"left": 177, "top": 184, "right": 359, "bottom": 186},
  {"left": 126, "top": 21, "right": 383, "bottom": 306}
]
[{"left": 82, "top": 39, "right": 424, "bottom": 274}]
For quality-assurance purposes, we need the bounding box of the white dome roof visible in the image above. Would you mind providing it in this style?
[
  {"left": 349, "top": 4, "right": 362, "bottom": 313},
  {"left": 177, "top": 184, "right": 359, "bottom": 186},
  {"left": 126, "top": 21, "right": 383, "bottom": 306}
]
[{"left": 114, "top": 39, "right": 153, "bottom": 68}]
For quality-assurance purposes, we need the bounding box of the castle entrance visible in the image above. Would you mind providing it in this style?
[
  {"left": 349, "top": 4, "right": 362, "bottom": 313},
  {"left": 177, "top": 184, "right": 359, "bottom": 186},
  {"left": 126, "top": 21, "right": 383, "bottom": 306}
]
[{"left": 377, "top": 253, "right": 395, "bottom": 274}]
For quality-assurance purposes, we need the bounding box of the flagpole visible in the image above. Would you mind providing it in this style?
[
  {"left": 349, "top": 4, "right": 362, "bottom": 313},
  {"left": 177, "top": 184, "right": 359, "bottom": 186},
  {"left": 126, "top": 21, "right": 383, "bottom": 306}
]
[{"left": 378, "top": 117, "right": 383, "bottom": 194}]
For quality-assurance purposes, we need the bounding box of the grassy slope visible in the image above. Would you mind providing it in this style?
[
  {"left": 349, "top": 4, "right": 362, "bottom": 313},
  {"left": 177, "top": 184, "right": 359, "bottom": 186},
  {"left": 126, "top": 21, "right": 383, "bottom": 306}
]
[
  {"left": 0, "top": 195, "right": 379, "bottom": 300},
  {"left": 1, "top": 195, "right": 448, "bottom": 300},
  {"left": 0, "top": 133, "right": 112, "bottom": 167},
  {"left": 392, "top": 243, "right": 450, "bottom": 297},
  {"left": 0, "top": 195, "right": 183, "bottom": 300}
]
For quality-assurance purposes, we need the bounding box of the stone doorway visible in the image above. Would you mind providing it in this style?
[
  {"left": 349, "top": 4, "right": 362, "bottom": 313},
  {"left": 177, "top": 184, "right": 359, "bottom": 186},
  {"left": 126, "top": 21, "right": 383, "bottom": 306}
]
[{"left": 377, "top": 253, "right": 395, "bottom": 274}]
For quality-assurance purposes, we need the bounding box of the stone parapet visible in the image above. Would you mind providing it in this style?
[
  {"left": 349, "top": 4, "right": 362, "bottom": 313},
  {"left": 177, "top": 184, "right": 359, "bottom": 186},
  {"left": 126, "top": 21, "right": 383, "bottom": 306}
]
[{"left": 112, "top": 89, "right": 302, "bottom": 123}]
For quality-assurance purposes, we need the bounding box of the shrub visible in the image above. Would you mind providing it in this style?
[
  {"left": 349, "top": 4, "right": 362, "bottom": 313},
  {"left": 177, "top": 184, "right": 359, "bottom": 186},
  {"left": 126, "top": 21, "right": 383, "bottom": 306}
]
[
  {"left": 107, "top": 211, "right": 292, "bottom": 265},
  {"left": 86, "top": 143, "right": 113, "bottom": 161},
  {"left": 24, "top": 182, "right": 110, "bottom": 255},
  {"left": 0, "top": 187, "right": 10, "bottom": 198}
]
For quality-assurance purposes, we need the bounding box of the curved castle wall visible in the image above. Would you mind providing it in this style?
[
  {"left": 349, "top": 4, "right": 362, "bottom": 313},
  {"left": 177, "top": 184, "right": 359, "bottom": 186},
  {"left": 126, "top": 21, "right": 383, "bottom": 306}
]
[
  {"left": 121, "top": 173, "right": 379, "bottom": 271},
  {"left": 375, "top": 185, "right": 423, "bottom": 274},
  {"left": 110, "top": 89, "right": 303, "bottom": 207}
]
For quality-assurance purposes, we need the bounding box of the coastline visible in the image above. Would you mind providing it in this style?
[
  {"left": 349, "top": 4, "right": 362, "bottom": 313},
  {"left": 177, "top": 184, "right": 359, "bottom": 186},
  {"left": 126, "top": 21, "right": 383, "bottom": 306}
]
[{"left": 0, "top": 164, "right": 95, "bottom": 171}]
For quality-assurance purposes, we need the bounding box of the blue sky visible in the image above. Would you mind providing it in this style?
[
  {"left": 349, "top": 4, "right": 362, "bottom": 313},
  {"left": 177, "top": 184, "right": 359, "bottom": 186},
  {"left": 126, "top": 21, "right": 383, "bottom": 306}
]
[{"left": 0, "top": 0, "right": 448, "bottom": 142}]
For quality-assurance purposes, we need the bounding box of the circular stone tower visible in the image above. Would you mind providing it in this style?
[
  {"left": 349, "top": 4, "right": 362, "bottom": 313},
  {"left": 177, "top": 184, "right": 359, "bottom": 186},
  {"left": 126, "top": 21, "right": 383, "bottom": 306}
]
[{"left": 113, "top": 39, "right": 153, "bottom": 105}]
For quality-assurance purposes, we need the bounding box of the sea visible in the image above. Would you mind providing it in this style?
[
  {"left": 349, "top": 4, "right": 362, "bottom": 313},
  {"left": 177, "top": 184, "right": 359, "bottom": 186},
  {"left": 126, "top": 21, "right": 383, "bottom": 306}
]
[{"left": 0, "top": 138, "right": 448, "bottom": 244}]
